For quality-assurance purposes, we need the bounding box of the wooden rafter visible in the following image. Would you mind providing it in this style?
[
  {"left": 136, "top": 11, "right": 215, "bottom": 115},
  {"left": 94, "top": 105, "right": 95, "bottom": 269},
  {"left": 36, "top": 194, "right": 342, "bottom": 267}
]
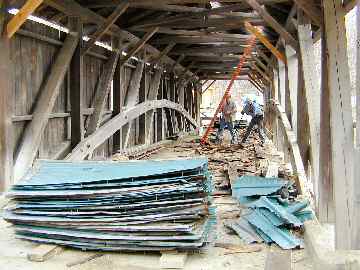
[
  {"left": 6, "top": 0, "right": 44, "bottom": 38},
  {"left": 82, "top": 1, "right": 129, "bottom": 55},
  {"left": 44, "top": 0, "right": 196, "bottom": 79},
  {"left": 202, "top": 80, "right": 216, "bottom": 94},
  {"left": 149, "top": 41, "right": 176, "bottom": 64},
  {"left": 120, "top": 27, "right": 158, "bottom": 65},
  {"left": 246, "top": 0, "right": 298, "bottom": 50},
  {"left": 293, "top": 0, "right": 322, "bottom": 26},
  {"left": 245, "top": 22, "right": 286, "bottom": 63}
]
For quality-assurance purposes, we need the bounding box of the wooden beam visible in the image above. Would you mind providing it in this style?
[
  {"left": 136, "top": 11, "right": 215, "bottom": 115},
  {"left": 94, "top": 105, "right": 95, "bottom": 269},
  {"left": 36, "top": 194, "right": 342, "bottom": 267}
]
[
  {"left": 318, "top": 23, "right": 334, "bottom": 223},
  {"left": 86, "top": 52, "right": 120, "bottom": 137},
  {"left": 293, "top": 0, "right": 322, "bottom": 26},
  {"left": 67, "top": 100, "right": 197, "bottom": 160},
  {"left": 113, "top": 38, "right": 123, "bottom": 152},
  {"left": 44, "top": 0, "right": 196, "bottom": 79},
  {"left": 0, "top": 2, "right": 13, "bottom": 190},
  {"left": 170, "top": 54, "right": 185, "bottom": 73},
  {"left": 353, "top": 0, "right": 360, "bottom": 248},
  {"left": 251, "top": 62, "right": 270, "bottom": 82},
  {"left": 82, "top": 1, "right": 129, "bottom": 55},
  {"left": 284, "top": 45, "right": 298, "bottom": 134},
  {"left": 245, "top": 22, "right": 286, "bottom": 63},
  {"left": 323, "top": 0, "right": 355, "bottom": 250},
  {"left": 69, "top": 17, "right": 84, "bottom": 149},
  {"left": 6, "top": 0, "right": 43, "bottom": 38},
  {"left": 79, "top": 0, "right": 289, "bottom": 4},
  {"left": 274, "top": 101, "right": 307, "bottom": 195},
  {"left": 343, "top": 0, "right": 357, "bottom": 14},
  {"left": 122, "top": 61, "right": 145, "bottom": 148},
  {"left": 120, "top": 27, "right": 158, "bottom": 65},
  {"left": 13, "top": 33, "right": 78, "bottom": 181},
  {"left": 131, "top": 4, "right": 257, "bottom": 29},
  {"left": 297, "top": 11, "right": 321, "bottom": 214},
  {"left": 246, "top": 0, "right": 298, "bottom": 50},
  {"left": 145, "top": 68, "right": 163, "bottom": 144},
  {"left": 202, "top": 80, "right": 216, "bottom": 94},
  {"left": 149, "top": 41, "right": 176, "bottom": 64}
]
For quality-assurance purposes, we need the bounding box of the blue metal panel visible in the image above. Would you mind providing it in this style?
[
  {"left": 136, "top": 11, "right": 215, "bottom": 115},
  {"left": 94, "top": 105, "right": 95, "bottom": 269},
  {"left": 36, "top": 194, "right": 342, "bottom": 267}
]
[
  {"left": 232, "top": 175, "right": 287, "bottom": 198},
  {"left": 17, "top": 158, "right": 208, "bottom": 186},
  {"left": 4, "top": 158, "right": 216, "bottom": 251},
  {"left": 245, "top": 209, "right": 303, "bottom": 249},
  {"left": 248, "top": 197, "right": 303, "bottom": 227}
]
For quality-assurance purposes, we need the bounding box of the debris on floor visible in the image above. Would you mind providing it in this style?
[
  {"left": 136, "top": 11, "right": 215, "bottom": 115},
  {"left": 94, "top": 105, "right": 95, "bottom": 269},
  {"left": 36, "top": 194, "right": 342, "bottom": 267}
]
[
  {"left": 3, "top": 158, "right": 216, "bottom": 251},
  {"left": 227, "top": 175, "right": 314, "bottom": 250}
]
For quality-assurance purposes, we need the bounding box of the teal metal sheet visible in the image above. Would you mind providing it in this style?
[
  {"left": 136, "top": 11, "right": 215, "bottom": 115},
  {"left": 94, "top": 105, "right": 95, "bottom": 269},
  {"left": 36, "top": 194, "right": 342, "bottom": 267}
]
[
  {"left": 245, "top": 209, "right": 303, "bottom": 249},
  {"left": 232, "top": 175, "right": 287, "bottom": 199}
]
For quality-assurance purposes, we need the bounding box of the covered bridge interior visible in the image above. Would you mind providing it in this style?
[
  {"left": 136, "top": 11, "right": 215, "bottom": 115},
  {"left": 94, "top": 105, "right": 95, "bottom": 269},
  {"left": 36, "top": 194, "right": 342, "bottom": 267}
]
[{"left": 0, "top": 0, "right": 360, "bottom": 268}]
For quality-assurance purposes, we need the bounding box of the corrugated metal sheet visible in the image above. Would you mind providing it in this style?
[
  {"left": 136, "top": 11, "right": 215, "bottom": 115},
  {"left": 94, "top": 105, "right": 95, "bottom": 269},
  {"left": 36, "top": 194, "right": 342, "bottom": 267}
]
[
  {"left": 224, "top": 217, "right": 263, "bottom": 244},
  {"left": 232, "top": 175, "right": 287, "bottom": 199},
  {"left": 248, "top": 197, "right": 303, "bottom": 227},
  {"left": 245, "top": 209, "right": 303, "bottom": 250},
  {"left": 3, "top": 158, "right": 216, "bottom": 251}
]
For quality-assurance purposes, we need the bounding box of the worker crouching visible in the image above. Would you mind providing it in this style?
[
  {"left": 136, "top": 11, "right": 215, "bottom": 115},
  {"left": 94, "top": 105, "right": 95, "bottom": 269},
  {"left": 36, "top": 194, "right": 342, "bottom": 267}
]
[
  {"left": 240, "top": 99, "right": 265, "bottom": 145},
  {"left": 216, "top": 95, "right": 238, "bottom": 144}
]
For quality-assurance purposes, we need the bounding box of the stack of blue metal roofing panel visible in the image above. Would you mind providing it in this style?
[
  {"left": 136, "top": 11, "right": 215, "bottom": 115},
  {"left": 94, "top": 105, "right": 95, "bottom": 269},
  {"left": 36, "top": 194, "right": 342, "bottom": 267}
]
[
  {"left": 228, "top": 175, "right": 313, "bottom": 249},
  {"left": 3, "top": 159, "right": 216, "bottom": 251}
]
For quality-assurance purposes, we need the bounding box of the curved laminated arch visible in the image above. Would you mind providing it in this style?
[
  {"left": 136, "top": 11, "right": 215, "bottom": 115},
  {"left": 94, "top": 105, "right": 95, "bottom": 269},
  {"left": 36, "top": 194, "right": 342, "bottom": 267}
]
[{"left": 67, "top": 100, "right": 198, "bottom": 161}]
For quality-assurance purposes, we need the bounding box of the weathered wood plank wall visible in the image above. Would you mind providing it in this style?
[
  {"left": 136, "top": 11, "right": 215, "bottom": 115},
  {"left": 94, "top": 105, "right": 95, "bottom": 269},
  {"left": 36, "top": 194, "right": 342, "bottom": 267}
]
[{"left": 8, "top": 20, "right": 197, "bottom": 169}]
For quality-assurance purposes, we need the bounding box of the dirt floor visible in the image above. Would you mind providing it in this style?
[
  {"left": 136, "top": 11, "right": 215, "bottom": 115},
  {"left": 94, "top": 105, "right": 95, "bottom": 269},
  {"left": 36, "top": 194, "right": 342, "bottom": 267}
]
[{"left": 0, "top": 132, "right": 314, "bottom": 270}]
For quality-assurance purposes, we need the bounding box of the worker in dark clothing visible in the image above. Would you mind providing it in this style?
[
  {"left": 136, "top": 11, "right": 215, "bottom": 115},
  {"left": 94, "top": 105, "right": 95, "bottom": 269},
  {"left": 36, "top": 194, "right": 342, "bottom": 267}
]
[
  {"left": 216, "top": 95, "right": 237, "bottom": 144},
  {"left": 240, "top": 99, "right": 265, "bottom": 144}
]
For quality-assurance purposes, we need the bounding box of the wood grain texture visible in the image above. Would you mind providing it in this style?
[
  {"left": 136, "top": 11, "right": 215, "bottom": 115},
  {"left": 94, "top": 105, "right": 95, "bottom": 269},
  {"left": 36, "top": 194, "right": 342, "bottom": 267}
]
[
  {"left": 14, "top": 33, "right": 78, "bottom": 181},
  {"left": 67, "top": 99, "right": 198, "bottom": 160},
  {"left": 0, "top": 3, "right": 14, "bottom": 191},
  {"left": 323, "top": 0, "right": 355, "bottom": 250}
]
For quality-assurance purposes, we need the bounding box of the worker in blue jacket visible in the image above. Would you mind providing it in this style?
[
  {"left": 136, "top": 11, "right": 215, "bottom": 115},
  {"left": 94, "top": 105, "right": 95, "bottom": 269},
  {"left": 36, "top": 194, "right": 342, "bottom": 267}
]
[{"left": 240, "top": 99, "right": 265, "bottom": 145}]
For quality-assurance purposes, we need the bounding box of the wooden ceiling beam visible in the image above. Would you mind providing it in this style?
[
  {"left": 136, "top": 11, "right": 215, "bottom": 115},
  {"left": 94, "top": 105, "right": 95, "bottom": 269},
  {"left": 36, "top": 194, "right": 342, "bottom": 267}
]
[
  {"left": 79, "top": 0, "right": 289, "bottom": 4},
  {"left": 149, "top": 41, "right": 176, "bottom": 64},
  {"left": 293, "top": 0, "right": 322, "bottom": 26},
  {"left": 245, "top": 21, "right": 286, "bottom": 63},
  {"left": 82, "top": 1, "right": 129, "bottom": 55},
  {"left": 44, "top": 0, "right": 196, "bottom": 78},
  {"left": 170, "top": 45, "right": 247, "bottom": 55},
  {"left": 246, "top": 0, "right": 299, "bottom": 51},
  {"left": 120, "top": 27, "right": 158, "bottom": 65},
  {"left": 6, "top": 0, "right": 44, "bottom": 38},
  {"left": 132, "top": 16, "right": 263, "bottom": 30},
  {"left": 152, "top": 35, "right": 252, "bottom": 45}
]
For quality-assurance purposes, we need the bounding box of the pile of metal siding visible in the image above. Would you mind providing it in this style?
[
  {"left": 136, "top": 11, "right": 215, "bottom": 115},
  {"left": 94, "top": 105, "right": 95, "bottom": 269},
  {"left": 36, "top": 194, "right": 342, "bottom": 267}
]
[
  {"left": 228, "top": 175, "right": 313, "bottom": 249},
  {"left": 3, "top": 158, "right": 216, "bottom": 251}
]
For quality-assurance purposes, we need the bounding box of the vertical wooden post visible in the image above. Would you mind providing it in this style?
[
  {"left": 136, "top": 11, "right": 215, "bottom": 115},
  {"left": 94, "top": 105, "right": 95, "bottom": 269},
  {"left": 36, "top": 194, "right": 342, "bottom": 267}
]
[
  {"left": 285, "top": 45, "right": 298, "bottom": 133},
  {"left": 123, "top": 60, "right": 144, "bottom": 148},
  {"left": 145, "top": 67, "right": 163, "bottom": 144},
  {"left": 318, "top": 23, "right": 334, "bottom": 223},
  {"left": 278, "top": 58, "right": 286, "bottom": 108},
  {"left": 156, "top": 78, "right": 164, "bottom": 142},
  {"left": 69, "top": 16, "right": 84, "bottom": 148},
  {"left": 353, "top": 0, "right": 360, "bottom": 248},
  {"left": 323, "top": 0, "right": 355, "bottom": 250},
  {"left": 113, "top": 41, "right": 122, "bottom": 152},
  {"left": 169, "top": 72, "right": 178, "bottom": 133},
  {"left": 138, "top": 65, "right": 147, "bottom": 144},
  {"left": 0, "top": 1, "right": 13, "bottom": 190},
  {"left": 284, "top": 53, "right": 292, "bottom": 126}
]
